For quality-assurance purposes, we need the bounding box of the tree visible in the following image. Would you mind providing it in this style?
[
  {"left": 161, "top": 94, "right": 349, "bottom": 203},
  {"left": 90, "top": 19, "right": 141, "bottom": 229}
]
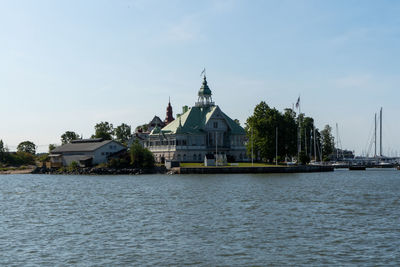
[
  {"left": 246, "top": 101, "right": 294, "bottom": 162},
  {"left": 281, "top": 108, "right": 298, "bottom": 159},
  {"left": 92, "top": 122, "right": 114, "bottom": 140},
  {"left": 49, "top": 144, "right": 56, "bottom": 152},
  {"left": 115, "top": 123, "right": 131, "bottom": 144},
  {"left": 233, "top": 119, "right": 241, "bottom": 126},
  {"left": 320, "top": 124, "right": 335, "bottom": 161},
  {"left": 130, "top": 141, "right": 155, "bottom": 169},
  {"left": 0, "top": 139, "right": 5, "bottom": 163},
  {"left": 61, "top": 131, "right": 80, "bottom": 144},
  {"left": 135, "top": 124, "right": 149, "bottom": 133},
  {"left": 17, "top": 141, "right": 36, "bottom": 155}
]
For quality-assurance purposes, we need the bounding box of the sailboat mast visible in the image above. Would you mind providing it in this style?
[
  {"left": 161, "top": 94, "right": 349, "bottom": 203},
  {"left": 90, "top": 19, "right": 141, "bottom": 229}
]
[
  {"left": 276, "top": 127, "right": 278, "bottom": 166},
  {"left": 313, "top": 126, "right": 316, "bottom": 161},
  {"left": 380, "top": 107, "right": 383, "bottom": 157},
  {"left": 336, "top": 123, "right": 339, "bottom": 159},
  {"left": 374, "top": 113, "right": 377, "bottom": 158}
]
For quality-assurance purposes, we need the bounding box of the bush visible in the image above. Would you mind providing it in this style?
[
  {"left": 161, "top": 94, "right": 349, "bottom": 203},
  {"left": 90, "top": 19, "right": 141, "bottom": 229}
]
[
  {"left": 1, "top": 152, "right": 35, "bottom": 166},
  {"left": 68, "top": 161, "right": 79, "bottom": 171},
  {"left": 130, "top": 141, "right": 155, "bottom": 169},
  {"left": 299, "top": 151, "right": 310, "bottom": 165}
]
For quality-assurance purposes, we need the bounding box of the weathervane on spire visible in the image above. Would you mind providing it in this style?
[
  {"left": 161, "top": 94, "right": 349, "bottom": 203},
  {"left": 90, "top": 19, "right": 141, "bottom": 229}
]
[{"left": 200, "top": 68, "right": 206, "bottom": 78}]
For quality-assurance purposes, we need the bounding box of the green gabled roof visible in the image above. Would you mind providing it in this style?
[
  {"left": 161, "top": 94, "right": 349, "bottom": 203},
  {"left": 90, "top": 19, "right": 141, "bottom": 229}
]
[{"left": 157, "top": 105, "right": 246, "bottom": 135}]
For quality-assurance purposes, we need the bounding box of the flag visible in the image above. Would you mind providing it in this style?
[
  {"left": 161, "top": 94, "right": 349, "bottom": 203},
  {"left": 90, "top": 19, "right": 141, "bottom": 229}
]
[
  {"left": 200, "top": 68, "right": 206, "bottom": 77},
  {"left": 295, "top": 96, "right": 300, "bottom": 109}
]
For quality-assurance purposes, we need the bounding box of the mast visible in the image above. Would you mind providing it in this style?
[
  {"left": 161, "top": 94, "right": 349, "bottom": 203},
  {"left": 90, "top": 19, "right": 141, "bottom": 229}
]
[
  {"left": 309, "top": 129, "right": 312, "bottom": 159},
  {"left": 336, "top": 123, "right": 339, "bottom": 159},
  {"left": 380, "top": 107, "right": 383, "bottom": 157},
  {"left": 275, "top": 127, "right": 278, "bottom": 166},
  {"left": 313, "top": 126, "right": 316, "bottom": 161},
  {"left": 374, "top": 113, "right": 377, "bottom": 158},
  {"left": 304, "top": 127, "right": 307, "bottom": 156}
]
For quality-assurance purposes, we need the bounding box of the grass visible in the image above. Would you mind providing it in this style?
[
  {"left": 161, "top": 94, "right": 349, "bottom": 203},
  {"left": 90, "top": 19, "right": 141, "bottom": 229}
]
[{"left": 180, "top": 163, "right": 204, "bottom": 167}]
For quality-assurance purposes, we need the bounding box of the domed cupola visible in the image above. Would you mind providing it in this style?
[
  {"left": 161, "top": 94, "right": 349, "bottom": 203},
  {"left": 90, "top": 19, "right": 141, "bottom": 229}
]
[{"left": 196, "top": 76, "right": 215, "bottom": 107}]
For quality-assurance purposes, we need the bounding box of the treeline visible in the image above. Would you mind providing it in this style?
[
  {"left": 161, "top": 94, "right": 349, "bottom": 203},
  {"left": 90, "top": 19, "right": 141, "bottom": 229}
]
[
  {"left": 246, "top": 101, "right": 335, "bottom": 164},
  {"left": 0, "top": 140, "right": 37, "bottom": 166},
  {"left": 61, "top": 122, "right": 132, "bottom": 145}
]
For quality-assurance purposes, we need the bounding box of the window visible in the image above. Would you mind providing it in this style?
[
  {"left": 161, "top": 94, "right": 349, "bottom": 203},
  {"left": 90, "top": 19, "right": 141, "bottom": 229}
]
[{"left": 213, "top": 122, "right": 218, "bottom": 128}]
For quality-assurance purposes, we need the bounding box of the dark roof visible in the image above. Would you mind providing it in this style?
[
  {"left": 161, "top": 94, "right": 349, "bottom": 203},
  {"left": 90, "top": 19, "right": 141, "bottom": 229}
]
[
  {"left": 52, "top": 140, "right": 123, "bottom": 153},
  {"left": 71, "top": 138, "right": 103, "bottom": 143}
]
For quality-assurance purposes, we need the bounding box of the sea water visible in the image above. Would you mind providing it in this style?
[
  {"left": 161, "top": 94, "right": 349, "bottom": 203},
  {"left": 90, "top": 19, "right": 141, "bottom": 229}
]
[{"left": 1, "top": 170, "right": 399, "bottom": 265}]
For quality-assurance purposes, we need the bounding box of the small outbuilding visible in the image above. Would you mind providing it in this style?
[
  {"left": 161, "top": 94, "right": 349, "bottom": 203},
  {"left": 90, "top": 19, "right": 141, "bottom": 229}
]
[{"left": 50, "top": 138, "right": 126, "bottom": 167}]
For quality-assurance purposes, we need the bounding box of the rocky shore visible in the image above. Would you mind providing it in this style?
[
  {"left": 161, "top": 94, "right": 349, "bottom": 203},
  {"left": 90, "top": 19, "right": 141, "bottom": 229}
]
[{"left": 32, "top": 166, "right": 167, "bottom": 175}]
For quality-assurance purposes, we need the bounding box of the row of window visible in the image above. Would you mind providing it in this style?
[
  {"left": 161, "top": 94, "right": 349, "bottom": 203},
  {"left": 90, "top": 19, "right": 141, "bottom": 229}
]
[{"left": 156, "top": 153, "right": 246, "bottom": 161}]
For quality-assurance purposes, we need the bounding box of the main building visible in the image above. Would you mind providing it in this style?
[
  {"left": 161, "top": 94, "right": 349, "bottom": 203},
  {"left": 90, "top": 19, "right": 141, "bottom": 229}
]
[{"left": 146, "top": 76, "right": 247, "bottom": 163}]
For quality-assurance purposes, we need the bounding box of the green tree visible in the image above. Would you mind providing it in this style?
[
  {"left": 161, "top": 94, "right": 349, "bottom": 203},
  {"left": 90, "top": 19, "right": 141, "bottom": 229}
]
[
  {"left": 61, "top": 131, "right": 80, "bottom": 144},
  {"left": 135, "top": 124, "right": 149, "bottom": 132},
  {"left": 281, "top": 108, "right": 298, "bottom": 159},
  {"left": 92, "top": 122, "right": 114, "bottom": 140},
  {"left": 49, "top": 144, "right": 56, "bottom": 152},
  {"left": 115, "top": 123, "right": 131, "bottom": 144},
  {"left": 0, "top": 139, "right": 5, "bottom": 163},
  {"left": 246, "top": 101, "right": 296, "bottom": 163},
  {"left": 233, "top": 119, "right": 241, "bottom": 126},
  {"left": 130, "top": 141, "right": 154, "bottom": 169},
  {"left": 320, "top": 124, "right": 335, "bottom": 161},
  {"left": 17, "top": 141, "right": 36, "bottom": 155}
]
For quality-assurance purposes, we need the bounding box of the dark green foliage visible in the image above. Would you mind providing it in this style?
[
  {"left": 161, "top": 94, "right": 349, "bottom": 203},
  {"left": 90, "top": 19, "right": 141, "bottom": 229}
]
[
  {"left": 17, "top": 141, "right": 36, "bottom": 155},
  {"left": 320, "top": 125, "right": 335, "bottom": 161},
  {"left": 37, "top": 153, "right": 49, "bottom": 163},
  {"left": 130, "top": 141, "right": 155, "bottom": 169},
  {"left": 92, "top": 122, "right": 114, "bottom": 140},
  {"left": 107, "top": 152, "right": 131, "bottom": 169},
  {"left": 68, "top": 161, "right": 79, "bottom": 171},
  {"left": 0, "top": 139, "right": 5, "bottom": 163},
  {"left": 61, "top": 131, "right": 80, "bottom": 144},
  {"left": 2, "top": 152, "right": 35, "bottom": 166},
  {"left": 247, "top": 102, "right": 298, "bottom": 162},
  {"left": 48, "top": 144, "right": 56, "bottom": 152},
  {"left": 135, "top": 124, "right": 149, "bottom": 132},
  {"left": 299, "top": 151, "right": 310, "bottom": 165},
  {"left": 247, "top": 101, "right": 326, "bottom": 163},
  {"left": 114, "top": 123, "right": 131, "bottom": 145}
]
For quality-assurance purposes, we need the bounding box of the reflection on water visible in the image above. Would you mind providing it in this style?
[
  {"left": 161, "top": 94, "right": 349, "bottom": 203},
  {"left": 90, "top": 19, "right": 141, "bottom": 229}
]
[{"left": 1, "top": 170, "right": 400, "bottom": 265}]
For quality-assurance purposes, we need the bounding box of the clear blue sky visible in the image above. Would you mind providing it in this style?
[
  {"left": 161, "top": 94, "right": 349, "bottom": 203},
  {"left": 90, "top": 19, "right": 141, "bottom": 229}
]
[{"left": 1, "top": 0, "right": 400, "bottom": 155}]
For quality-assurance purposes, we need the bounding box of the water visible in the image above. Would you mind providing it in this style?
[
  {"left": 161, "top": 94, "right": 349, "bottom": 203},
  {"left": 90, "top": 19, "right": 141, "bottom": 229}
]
[{"left": 1, "top": 170, "right": 400, "bottom": 266}]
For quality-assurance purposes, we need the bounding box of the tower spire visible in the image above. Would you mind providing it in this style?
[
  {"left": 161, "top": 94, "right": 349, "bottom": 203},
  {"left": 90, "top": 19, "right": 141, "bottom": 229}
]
[
  {"left": 195, "top": 75, "right": 214, "bottom": 107},
  {"left": 164, "top": 97, "right": 174, "bottom": 126}
]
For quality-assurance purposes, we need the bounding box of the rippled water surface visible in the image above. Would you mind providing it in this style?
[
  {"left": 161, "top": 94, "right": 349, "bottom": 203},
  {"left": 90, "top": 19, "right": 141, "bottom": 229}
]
[{"left": 1, "top": 170, "right": 400, "bottom": 266}]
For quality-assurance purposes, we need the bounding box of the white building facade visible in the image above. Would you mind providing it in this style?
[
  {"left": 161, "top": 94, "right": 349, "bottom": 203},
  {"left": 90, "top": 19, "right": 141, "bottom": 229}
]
[{"left": 146, "top": 76, "right": 247, "bottom": 163}]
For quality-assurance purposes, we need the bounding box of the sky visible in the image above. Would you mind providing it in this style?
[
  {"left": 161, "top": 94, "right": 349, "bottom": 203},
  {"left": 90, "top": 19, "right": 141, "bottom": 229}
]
[{"left": 1, "top": 0, "right": 400, "bottom": 155}]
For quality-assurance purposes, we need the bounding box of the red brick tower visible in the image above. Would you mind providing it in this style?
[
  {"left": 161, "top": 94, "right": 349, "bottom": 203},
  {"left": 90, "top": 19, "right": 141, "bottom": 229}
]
[{"left": 164, "top": 98, "right": 174, "bottom": 126}]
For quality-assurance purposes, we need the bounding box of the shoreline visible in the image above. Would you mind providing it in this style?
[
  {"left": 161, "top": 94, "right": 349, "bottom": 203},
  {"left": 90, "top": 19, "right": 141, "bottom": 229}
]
[{"left": 0, "top": 165, "right": 335, "bottom": 175}]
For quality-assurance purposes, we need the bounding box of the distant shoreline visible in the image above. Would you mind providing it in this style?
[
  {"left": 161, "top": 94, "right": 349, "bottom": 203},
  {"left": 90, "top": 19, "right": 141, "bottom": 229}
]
[{"left": 0, "top": 165, "right": 335, "bottom": 175}]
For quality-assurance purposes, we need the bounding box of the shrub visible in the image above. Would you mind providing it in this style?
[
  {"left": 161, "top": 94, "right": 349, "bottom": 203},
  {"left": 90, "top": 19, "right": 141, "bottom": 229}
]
[
  {"left": 130, "top": 141, "right": 155, "bottom": 169},
  {"left": 68, "top": 161, "right": 79, "bottom": 171}
]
